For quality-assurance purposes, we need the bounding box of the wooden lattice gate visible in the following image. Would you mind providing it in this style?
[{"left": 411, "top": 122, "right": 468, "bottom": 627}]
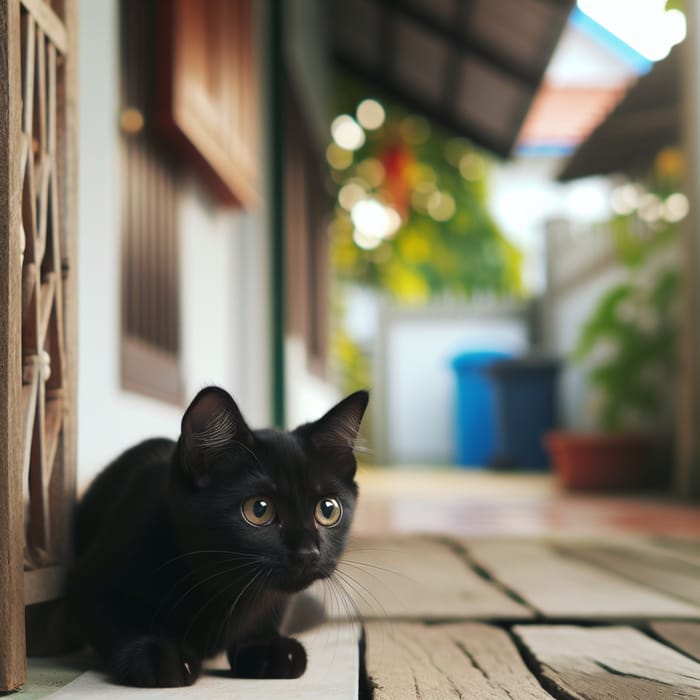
[{"left": 0, "top": 0, "right": 77, "bottom": 691}]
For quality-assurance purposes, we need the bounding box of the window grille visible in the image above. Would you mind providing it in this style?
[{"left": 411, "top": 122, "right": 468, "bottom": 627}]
[{"left": 0, "top": 0, "right": 78, "bottom": 690}]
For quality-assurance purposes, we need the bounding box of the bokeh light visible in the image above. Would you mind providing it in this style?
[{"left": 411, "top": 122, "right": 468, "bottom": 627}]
[
  {"left": 351, "top": 199, "right": 391, "bottom": 238},
  {"left": 459, "top": 153, "right": 486, "bottom": 182},
  {"left": 338, "top": 181, "right": 368, "bottom": 211},
  {"left": 355, "top": 158, "right": 386, "bottom": 188},
  {"left": 356, "top": 99, "right": 386, "bottom": 130},
  {"left": 353, "top": 228, "right": 382, "bottom": 250},
  {"left": 326, "top": 143, "right": 354, "bottom": 170},
  {"left": 664, "top": 193, "right": 689, "bottom": 223},
  {"left": 637, "top": 193, "right": 664, "bottom": 223},
  {"left": 331, "top": 114, "right": 365, "bottom": 151},
  {"left": 427, "top": 191, "right": 456, "bottom": 222}
]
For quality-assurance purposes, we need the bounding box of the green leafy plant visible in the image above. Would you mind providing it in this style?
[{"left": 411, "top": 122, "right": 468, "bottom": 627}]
[
  {"left": 573, "top": 153, "right": 683, "bottom": 433},
  {"left": 329, "top": 76, "right": 524, "bottom": 305}
]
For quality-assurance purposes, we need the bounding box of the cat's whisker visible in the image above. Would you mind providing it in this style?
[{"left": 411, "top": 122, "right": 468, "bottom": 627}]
[
  {"left": 327, "top": 574, "right": 362, "bottom": 625},
  {"left": 155, "top": 559, "right": 264, "bottom": 630},
  {"left": 338, "top": 558, "right": 403, "bottom": 577},
  {"left": 333, "top": 568, "right": 389, "bottom": 621},
  {"left": 216, "top": 568, "right": 266, "bottom": 648},
  {"left": 207, "top": 566, "right": 270, "bottom": 653},
  {"left": 152, "top": 549, "right": 266, "bottom": 574},
  {"left": 186, "top": 566, "right": 267, "bottom": 649}
]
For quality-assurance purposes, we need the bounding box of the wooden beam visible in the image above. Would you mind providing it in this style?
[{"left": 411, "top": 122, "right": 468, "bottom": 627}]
[
  {"left": 677, "top": 0, "right": 700, "bottom": 500},
  {"left": 334, "top": 51, "right": 510, "bottom": 157},
  {"left": 56, "top": 0, "right": 78, "bottom": 568},
  {"left": 0, "top": 0, "right": 27, "bottom": 690},
  {"left": 375, "top": 0, "right": 543, "bottom": 89}
]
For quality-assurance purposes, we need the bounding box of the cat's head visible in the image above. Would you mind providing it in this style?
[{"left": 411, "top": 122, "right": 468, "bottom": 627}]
[{"left": 170, "top": 386, "right": 369, "bottom": 593}]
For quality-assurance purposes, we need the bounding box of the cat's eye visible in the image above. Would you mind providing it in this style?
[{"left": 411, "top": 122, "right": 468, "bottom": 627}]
[
  {"left": 315, "top": 497, "right": 342, "bottom": 527},
  {"left": 242, "top": 497, "right": 276, "bottom": 527}
]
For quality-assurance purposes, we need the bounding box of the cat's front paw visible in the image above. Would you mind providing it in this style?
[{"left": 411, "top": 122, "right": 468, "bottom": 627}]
[
  {"left": 229, "top": 636, "right": 307, "bottom": 679},
  {"left": 111, "top": 636, "right": 201, "bottom": 687}
]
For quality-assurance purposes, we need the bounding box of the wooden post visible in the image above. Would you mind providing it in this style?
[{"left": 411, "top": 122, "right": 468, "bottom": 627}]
[
  {"left": 678, "top": 2, "right": 700, "bottom": 500},
  {"left": 0, "top": 0, "right": 27, "bottom": 690},
  {"left": 56, "top": 0, "right": 78, "bottom": 576}
]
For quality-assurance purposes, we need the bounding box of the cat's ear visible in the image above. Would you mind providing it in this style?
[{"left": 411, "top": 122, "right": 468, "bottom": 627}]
[
  {"left": 298, "top": 390, "right": 369, "bottom": 474},
  {"left": 180, "top": 386, "right": 252, "bottom": 487}
]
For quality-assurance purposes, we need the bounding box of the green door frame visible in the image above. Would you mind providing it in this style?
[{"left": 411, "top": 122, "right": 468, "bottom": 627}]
[{"left": 267, "top": 0, "right": 286, "bottom": 428}]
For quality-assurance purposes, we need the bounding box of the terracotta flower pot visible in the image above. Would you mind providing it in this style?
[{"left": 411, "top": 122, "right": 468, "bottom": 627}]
[{"left": 544, "top": 431, "right": 653, "bottom": 491}]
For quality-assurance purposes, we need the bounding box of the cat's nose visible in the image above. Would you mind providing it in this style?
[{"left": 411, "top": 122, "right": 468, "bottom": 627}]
[{"left": 294, "top": 545, "right": 320, "bottom": 568}]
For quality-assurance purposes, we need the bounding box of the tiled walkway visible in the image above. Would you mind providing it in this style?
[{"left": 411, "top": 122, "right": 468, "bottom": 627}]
[{"left": 353, "top": 468, "right": 700, "bottom": 537}]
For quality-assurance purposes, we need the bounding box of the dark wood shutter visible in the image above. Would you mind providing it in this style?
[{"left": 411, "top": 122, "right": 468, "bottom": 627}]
[
  {"left": 285, "top": 88, "right": 330, "bottom": 372},
  {"left": 157, "top": 0, "right": 260, "bottom": 207},
  {"left": 120, "top": 0, "right": 182, "bottom": 404}
]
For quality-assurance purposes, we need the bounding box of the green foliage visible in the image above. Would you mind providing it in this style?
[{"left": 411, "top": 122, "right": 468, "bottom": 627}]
[
  {"left": 329, "top": 76, "right": 524, "bottom": 305},
  {"left": 573, "top": 170, "right": 682, "bottom": 433}
]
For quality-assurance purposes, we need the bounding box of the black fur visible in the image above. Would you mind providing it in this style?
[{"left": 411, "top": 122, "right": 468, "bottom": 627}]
[{"left": 67, "top": 386, "right": 369, "bottom": 687}]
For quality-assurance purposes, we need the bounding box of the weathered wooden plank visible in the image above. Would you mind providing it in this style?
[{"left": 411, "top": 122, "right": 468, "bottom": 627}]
[
  {"left": 318, "top": 537, "right": 532, "bottom": 621},
  {"left": 563, "top": 543, "right": 700, "bottom": 608},
  {"left": 46, "top": 624, "right": 359, "bottom": 699},
  {"left": 465, "top": 540, "right": 700, "bottom": 620},
  {"left": 0, "top": 0, "right": 28, "bottom": 690},
  {"left": 364, "top": 621, "right": 554, "bottom": 700},
  {"left": 515, "top": 625, "right": 700, "bottom": 700},
  {"left": 652, "top": 622, "right": 700, "bottom": 662}
]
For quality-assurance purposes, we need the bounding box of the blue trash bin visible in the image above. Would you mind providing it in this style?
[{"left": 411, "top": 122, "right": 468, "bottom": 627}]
[
  {"left": 451, "top": 351, "right": 511, "bottom": 467},
  {"left": 485, "top": 356, "right": 560, "bottom": 470}
]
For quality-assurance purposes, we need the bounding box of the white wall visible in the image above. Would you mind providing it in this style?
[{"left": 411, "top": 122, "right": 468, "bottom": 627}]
[
  {"left": 373, "top": 304, "right": 528, "bottom": 465},
  {"left": 77, "top": 0, "right": 270, "bottom": 488},
  {"left": 285, "top": 336, "right": 340, "bottom": 429},
  {"left": 489, "top": 158, "right": 613, "bottom": 294}
]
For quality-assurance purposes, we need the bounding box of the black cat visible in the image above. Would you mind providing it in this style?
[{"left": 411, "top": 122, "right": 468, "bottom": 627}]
[{"left": 67, "top": 386, "right": 368, "bottom": 687}]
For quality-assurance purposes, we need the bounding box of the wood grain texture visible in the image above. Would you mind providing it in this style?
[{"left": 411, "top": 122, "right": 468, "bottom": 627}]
[
  {"left": 317, "top": 537, "right": 533, "bottom": 621},
  {"left": 24, "top": 564, "right": 65, "bottom": 605},
  {"left": 57, "top": 0, "right": 78, "bottom": 574},
  {"left": 157, "top": 0, "right": 261, "bottom": 207},
  {"left": 364, "top": 622, "right": 553, "bottom": 700},
  {"left": 651, "top": 622, "right": 700, "bottom": 662},
  {"left": 465, "top": 540, "right": 700, "bottom": 620},
  {"left": 515, "top": 625, "right": 700, "bottom": 700},
  {"left": 562, "top": 543, "right": 700, "bottom": 608},
  {"left": 0, "top": 0, "right": 27, "bottom": 690},
  {"left": 19, "top": 0, "right": 66, "bottom": 53}
]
